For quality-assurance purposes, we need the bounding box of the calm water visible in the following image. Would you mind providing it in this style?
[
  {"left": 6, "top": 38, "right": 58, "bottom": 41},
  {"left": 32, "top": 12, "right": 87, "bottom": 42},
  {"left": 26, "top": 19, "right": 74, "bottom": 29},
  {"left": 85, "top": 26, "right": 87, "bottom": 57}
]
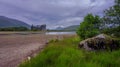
[{"left": 46, "top": 32, "right": 76, "bottom": 35}]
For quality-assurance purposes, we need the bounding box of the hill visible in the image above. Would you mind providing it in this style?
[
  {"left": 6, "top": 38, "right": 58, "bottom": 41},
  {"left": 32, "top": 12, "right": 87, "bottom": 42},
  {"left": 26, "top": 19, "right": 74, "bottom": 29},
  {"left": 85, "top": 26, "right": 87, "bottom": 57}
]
[
  {"left": 0, "top": 16, "right": 30, "bottom": 28},
  {"left": 63, "top": 25, "right": 79, "bottom": 31},
  {"left": 55, "top": 27, "right": 64, "bottom": 30}
]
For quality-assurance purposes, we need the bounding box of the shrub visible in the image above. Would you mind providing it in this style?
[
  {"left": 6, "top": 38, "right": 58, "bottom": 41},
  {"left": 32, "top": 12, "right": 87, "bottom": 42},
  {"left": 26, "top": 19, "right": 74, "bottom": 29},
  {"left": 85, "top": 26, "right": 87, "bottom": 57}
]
[{"left": 77, "top": 14, "right": 101, "bottom": 39}]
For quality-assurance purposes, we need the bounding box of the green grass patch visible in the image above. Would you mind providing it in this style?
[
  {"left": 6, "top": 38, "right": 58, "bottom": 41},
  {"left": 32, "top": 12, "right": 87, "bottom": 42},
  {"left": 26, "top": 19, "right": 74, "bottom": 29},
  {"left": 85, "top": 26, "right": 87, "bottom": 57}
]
[{"left": 19, "top": 37, "right": 120, "bottom": 67}]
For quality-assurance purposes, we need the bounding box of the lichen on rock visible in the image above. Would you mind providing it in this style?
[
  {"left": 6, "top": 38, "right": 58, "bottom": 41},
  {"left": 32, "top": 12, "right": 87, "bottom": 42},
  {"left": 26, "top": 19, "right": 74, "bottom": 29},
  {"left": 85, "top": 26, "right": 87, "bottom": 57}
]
[{"left": 79, "top": 34, "right": 120, "bottom": 51}]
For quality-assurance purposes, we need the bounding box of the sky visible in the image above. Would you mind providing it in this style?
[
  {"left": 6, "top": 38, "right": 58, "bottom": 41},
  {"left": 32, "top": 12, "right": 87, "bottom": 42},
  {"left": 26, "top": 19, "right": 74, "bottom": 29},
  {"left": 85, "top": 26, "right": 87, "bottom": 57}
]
[{"left": 0, "top": 0, "right": 114, "bottom": 29}]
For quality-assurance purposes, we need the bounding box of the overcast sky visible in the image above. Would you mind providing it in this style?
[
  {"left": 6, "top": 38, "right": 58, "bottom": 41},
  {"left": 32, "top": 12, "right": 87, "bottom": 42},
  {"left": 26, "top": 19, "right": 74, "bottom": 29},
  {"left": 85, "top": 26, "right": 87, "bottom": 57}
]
[{"left": 0, "top": 0, "right": 114, "bottom": 29}]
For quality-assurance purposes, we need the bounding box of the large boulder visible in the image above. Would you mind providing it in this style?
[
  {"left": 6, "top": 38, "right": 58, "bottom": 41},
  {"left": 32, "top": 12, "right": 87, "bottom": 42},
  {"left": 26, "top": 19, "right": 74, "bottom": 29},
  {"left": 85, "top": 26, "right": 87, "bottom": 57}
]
[{"left": 79, "top": 34, "right": 120, "bottom": 51}]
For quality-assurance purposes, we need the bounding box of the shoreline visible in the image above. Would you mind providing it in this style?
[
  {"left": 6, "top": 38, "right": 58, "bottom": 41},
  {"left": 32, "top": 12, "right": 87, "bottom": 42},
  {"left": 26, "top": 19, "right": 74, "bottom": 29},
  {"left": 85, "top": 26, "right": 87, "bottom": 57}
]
[{"left": 0, "top": 34, "right": 75, "bottom": 67}]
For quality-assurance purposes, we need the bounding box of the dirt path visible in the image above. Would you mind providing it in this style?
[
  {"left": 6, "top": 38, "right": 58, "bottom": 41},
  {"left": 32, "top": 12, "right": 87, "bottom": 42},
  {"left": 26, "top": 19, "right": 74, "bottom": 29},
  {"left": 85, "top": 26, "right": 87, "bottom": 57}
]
[{"left": 0, "top": 34, "right": 75, "bottom": 67}]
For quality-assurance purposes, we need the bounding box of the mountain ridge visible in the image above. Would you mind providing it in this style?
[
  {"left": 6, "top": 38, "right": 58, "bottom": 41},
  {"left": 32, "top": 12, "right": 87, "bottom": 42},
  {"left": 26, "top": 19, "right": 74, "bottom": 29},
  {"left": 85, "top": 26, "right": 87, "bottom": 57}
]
[
  {"left": 0, "top": 16, "right": 30, "bottom": 28},
  {"left": 55, "top": 25, "right": 79, "bottom": 31},
  {"left": 63, "top": 25, "right": 79, "bottom": 31}
]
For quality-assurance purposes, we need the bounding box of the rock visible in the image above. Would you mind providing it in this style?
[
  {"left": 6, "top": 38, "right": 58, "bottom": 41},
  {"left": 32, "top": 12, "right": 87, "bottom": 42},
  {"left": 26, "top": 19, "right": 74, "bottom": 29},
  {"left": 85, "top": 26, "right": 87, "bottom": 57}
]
[
  {"left": 79, "top": 34, "right": 120, "bottom": 51},
  {"left": 27, "top": 56, "right": 31, "bottom": 61}
]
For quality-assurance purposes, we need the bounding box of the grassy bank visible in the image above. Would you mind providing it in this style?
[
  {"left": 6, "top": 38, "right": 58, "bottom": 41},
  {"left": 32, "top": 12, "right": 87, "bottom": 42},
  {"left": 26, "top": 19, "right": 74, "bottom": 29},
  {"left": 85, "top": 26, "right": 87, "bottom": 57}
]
[{"left": 19, "top": 36, "right": 120, "bottom": 67}]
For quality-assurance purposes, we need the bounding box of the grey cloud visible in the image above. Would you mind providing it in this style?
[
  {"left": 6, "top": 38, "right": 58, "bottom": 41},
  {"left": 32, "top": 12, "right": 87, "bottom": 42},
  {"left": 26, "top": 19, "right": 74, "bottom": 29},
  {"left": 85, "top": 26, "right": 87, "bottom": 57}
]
[{"left": 0, "top": 0, "right": 115, "bottom": 29}]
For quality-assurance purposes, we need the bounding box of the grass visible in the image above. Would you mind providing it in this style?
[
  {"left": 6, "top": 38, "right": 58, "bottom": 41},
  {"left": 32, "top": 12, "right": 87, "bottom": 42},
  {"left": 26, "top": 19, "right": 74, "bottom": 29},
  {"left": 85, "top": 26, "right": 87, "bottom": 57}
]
[{"left": 19, "top": 36, "right": 120, "bottom": 67}]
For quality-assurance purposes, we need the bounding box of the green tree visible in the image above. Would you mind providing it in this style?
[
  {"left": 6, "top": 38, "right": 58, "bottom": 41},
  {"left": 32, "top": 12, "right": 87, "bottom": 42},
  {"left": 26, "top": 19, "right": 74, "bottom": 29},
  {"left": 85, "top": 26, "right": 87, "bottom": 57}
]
[
  {"left": 103, "top": 0, "right": 120, "bottom": 26},
  {"left": 101, "top": 0, "right": 120, "bottom": 37},
  {"left": 77, "top": 14, "right": 101, "bottom": 39}
]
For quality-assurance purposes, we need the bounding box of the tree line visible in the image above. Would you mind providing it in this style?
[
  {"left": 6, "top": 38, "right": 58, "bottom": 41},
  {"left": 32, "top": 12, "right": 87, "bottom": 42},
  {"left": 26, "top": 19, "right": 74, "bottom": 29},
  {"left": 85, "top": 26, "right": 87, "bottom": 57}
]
[
  {"left": 0, "top": 24, "right": 47, "bottom": 31},
  {"left": 0, "top": 27, "right": 29, "bottom": 31}
]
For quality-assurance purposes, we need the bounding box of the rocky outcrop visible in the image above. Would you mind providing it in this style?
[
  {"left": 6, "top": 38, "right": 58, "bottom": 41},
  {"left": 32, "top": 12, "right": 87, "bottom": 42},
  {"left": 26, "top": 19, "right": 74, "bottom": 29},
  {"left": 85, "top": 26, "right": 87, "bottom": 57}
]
[{"left": 79, "top": 34, "right": 120, "bottom": 51}]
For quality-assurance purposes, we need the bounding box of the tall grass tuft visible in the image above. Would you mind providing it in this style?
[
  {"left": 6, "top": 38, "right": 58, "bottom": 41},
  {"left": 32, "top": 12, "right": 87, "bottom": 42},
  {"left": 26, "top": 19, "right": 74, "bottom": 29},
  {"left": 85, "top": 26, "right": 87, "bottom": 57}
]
[{"left": 19, "top": 37, "right": 120, "bottom": 67}]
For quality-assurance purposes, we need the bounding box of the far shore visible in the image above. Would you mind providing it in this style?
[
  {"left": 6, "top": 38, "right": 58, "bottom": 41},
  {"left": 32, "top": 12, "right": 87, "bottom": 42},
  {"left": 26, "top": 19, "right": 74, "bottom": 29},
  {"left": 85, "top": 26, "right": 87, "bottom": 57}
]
[{"left": 0, "top": 31, "right": 76, "bottom": 35}]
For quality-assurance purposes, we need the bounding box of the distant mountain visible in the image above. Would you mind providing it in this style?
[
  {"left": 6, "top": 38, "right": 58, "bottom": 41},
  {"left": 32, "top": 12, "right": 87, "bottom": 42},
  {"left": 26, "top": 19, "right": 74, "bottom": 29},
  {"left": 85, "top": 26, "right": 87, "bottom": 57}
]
[
  {"left": 63, "top": 25, "right": 79, "bottom": 31},
  {"left": 0, "top": 16, "right": 30, "bottom": 28},
  {"left": 54, "top": 25, "right": 79, "bottom": 31},
  {"left": 55, "top": 27, "right": 64, "bottom": 30}
]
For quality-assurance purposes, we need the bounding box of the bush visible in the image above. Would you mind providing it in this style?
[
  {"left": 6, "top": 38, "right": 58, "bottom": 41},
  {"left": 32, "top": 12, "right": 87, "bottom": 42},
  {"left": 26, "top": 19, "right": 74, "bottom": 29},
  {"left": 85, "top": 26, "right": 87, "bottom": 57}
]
[{"left": 77, "top": 14, "right": 101, "bottom": 39}]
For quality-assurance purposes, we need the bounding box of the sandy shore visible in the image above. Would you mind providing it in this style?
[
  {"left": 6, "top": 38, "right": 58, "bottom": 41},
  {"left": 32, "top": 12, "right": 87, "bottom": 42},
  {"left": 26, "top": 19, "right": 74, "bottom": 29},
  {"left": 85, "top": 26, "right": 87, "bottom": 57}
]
[{"left": 0, "top": 33, "right": 75, "bottom": 67}]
